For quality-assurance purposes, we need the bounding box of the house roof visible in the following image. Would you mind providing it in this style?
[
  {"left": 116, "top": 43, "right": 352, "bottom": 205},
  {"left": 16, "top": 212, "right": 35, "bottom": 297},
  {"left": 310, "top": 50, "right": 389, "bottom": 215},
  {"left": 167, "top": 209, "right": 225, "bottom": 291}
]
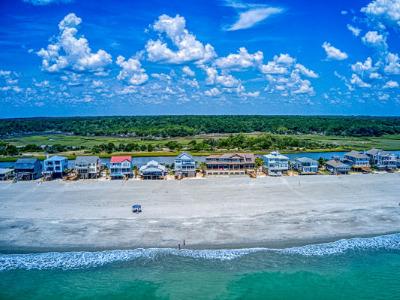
[
  {"left": 206, "top": 153, "right": 255, "bottom": 161},
  {"left": 75, "top": 156, "right": 100, "bottom": 164},
  {"left": 264, "top": 151, "right": 289, "bottom": 160},
  {"left": 110, "top": 156, "right": 132, "bottom": 163},
  {"left": 326, "top": 160, "right": 350, "bottom": 168},
  {"left": 222, "top": 153, "right": 254, "bottom": 159},
  {"left": 295, "top": 157, "right": 318, "bottom": 164},
  {"left": 366, "top": 148, "right": 381, "bottom": 155},
  {"left": 0, "top": 168, "right": 14, "bottom": 175},
  {"left": 345, "top": 150, "right": 368, "bottom": 159},
  {"left": 15, "top": 158, "right": 40, "bottom": 169},
  {"left": 139, "top": 160, "right": 166, "bottom": 172},
  {"left": 176, "top": 152, "right": 194, "bottom": 160},
  {"left": 366, "top": 148, "right": 393, "bottom": 156},
  {"left": 45, "top": 155, "right": 67, "bottom": 162}
]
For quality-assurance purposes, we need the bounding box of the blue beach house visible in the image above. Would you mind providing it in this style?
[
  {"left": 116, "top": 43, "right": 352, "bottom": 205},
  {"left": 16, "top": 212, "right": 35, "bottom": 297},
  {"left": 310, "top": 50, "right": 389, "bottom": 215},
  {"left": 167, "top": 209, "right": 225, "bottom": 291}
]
[
  {"left": 293, "top": 157, "right": 319, "bottom": 174},
  {"left": 14, "top": 158, "right": 42, "bottom": 180},
  {"left": 263, "top": 151, "right": 289, "bottom": 176},
  {"left": 43, "top": 155, "right": 68, "bottom": 178}
]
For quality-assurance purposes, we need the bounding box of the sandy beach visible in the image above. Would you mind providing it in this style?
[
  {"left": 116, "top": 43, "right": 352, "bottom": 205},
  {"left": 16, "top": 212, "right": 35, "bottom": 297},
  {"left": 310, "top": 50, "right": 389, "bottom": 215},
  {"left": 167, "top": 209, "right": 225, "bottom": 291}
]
[{"left": 0, "top": 173, "right": 399, "bottom": 252}]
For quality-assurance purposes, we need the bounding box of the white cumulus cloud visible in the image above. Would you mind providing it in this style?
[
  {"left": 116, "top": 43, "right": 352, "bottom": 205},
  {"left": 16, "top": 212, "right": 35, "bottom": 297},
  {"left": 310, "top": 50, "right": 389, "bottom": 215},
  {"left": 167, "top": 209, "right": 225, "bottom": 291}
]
[
  {"left": 384, "top": 52, "right": 400, "bottom": 74},
  {"left": 361, "top": 0, "right": 400, "bottom": 28},
  {"left": 295, "top": 63, "right": 319, "bottom": 78},
  {"left": 116, "top": 55, "right": 148, "bottom": 85},
  {"left": 182, "top": 66, "right": 195, "bottom": 77},
  {"left": 350, "top": 74, "right": 371, "bottom": 88},
  {"left": 202, "top": 66, "right": 241, "bottom": 88},
  {"left": 37, "top": 13, "right": 112, "bottom": 73},
  {"left": 145, "top": 14, "right": 216, "bottom": 64},
  {"left": 204, "top": 87, "right": 222, "bottom": 97},
  {"left": 383, "top": 80, "right": 399, "bottom": 88},
  {"left": 214, "top": 47, "right": 263, "bottom": 70},
  {"left": 322, "top": 42, "right": 348, "bottom": 60},
  {"left": 347, "top": 24, "right": 362, "bottom": 36},
  {"left": 351, "top": 57, "right": 376, "bottom": 75},
  {"left": 362, "top": 31, "right": 387, "bottom": 50},
  {"left": 261, "top": 54, "right": 317, "bottom": 95}
]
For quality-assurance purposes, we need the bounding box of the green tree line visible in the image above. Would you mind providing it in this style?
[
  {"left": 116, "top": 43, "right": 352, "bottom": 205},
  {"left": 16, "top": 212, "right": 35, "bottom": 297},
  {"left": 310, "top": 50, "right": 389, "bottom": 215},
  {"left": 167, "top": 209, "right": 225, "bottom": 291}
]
[{"left": 1, "top": 116, "right": 400, "bottom": 137}]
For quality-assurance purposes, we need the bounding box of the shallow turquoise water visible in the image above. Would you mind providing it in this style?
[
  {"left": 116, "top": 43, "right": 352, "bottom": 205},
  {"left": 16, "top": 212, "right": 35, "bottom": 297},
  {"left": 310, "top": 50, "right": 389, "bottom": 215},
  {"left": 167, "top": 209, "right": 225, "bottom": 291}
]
[{"left": 1, "top": 234, "right": 400, "bottom": 300}]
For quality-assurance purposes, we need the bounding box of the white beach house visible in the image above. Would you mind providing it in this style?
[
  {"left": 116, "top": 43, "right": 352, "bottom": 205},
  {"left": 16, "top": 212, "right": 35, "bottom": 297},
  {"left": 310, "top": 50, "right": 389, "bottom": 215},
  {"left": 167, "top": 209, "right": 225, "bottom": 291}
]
[
  {"left": 366, "top": 149, "right": 397, "bottom": 170},
  {"left": 293, "top": 157, "right": 319, "bottom": 174},
  {"left": 139, "top": 160, "right": 167, "bottom": 180},
  {"left": 263, "top": 151, "right": 289, "bottom": 176},
  {"left": 0, "top": 168, "right": 14, "bottom": 180},
  {"left": 325, "top": 159, "right": 351, "bottom": 175},
  {"left": 174, "top": 152, "right": 196, "bottom": 177},
  {"left": 343, "top": 151, "right": 370, "bottom": 171},
  {"left": 75, "top": 156, "right": 101, "bottom": 179},
  {"left": 43, "top": 155, "right": 68, "bottom": 178},
  {"left": 110, "top": 156, "right": 133, "bottom": 179}
]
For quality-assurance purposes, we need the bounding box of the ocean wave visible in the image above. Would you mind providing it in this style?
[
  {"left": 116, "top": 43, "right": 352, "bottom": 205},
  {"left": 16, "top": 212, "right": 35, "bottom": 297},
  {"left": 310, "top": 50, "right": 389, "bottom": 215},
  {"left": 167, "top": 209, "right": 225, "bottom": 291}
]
[{"left": 1, "top": 233, "right": 400, "bottom": 271}]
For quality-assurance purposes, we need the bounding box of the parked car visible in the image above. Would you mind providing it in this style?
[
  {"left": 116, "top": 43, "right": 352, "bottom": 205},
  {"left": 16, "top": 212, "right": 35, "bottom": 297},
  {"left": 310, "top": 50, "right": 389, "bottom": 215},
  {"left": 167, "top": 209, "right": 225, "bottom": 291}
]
[{"left": 132, "top": 204, "right": 142, "bottom": 213}]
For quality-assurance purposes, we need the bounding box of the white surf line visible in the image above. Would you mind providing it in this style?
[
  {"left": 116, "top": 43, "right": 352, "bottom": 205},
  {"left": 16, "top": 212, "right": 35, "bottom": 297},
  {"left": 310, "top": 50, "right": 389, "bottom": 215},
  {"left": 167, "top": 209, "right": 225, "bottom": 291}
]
[{"left": 1, "top": 233, "right": 400, "bottom": 271}]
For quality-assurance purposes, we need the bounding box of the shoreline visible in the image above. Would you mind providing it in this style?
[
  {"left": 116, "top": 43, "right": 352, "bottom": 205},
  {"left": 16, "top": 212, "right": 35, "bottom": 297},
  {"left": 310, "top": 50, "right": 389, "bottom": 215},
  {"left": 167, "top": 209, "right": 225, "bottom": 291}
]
[
  {"left": 1, "top": 231, "right": 399, "bottom": 254},
  {"left": 1, "top": 174, "right": 400, "bottom": 254}
]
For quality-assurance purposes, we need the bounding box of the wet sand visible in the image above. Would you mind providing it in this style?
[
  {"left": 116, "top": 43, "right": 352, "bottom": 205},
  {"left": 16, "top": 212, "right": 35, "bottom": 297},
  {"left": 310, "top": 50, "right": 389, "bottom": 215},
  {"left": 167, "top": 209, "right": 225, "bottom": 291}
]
[{"left": 0, "top": 173, "right": 399, "bottom": 252}]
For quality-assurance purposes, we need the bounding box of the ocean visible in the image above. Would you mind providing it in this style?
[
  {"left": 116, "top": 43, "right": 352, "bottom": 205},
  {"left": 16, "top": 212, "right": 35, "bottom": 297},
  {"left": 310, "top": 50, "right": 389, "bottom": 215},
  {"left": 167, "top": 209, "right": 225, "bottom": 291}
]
[{"left": 1, "top": 234, "right": 400, "bottom": 299}]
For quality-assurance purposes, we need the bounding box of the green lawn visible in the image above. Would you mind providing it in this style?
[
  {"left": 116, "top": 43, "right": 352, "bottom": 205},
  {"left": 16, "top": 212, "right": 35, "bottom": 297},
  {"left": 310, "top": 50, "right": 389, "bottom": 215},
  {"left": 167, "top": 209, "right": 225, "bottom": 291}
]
[
  {"left": 294, "top": 134, "right": 400, "bottom": 150},
  {"left": 5, "top": 133, "right": 400, "bottom": 150},
  {"left": 4, "top": 134, "right": 209, "bottom": 147}
]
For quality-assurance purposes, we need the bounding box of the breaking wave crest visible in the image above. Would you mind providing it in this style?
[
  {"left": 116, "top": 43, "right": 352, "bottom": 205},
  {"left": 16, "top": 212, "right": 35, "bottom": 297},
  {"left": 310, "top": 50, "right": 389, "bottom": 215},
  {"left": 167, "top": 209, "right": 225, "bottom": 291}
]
[{"left": 1, "top": 233, "right": 400, "bottom": 271}]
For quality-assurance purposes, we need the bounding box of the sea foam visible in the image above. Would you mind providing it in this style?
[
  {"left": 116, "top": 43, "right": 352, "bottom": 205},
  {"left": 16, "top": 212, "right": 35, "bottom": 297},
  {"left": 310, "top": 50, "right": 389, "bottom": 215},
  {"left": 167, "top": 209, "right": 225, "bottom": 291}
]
[{"left": 1, "top": 233, "right": 400, "bottom": 271}]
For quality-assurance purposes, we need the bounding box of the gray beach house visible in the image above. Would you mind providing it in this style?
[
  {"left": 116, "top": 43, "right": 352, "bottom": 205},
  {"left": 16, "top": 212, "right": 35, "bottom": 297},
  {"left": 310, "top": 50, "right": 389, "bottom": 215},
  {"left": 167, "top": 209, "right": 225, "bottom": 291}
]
[
  {"left": 205, "top": 153, "right": 255, "bottom": 175},
  {"left": 325, "top": 159, "right": 351, "bottom": 175},
  {"left": 343, "top": 151, "right": 370, "bottom": 171},
  {"left": 75, "top": 156, "right": 101, "bottom": 179},
  {"left": 366, "top": 148, "right": 397, "bottom": 170}
]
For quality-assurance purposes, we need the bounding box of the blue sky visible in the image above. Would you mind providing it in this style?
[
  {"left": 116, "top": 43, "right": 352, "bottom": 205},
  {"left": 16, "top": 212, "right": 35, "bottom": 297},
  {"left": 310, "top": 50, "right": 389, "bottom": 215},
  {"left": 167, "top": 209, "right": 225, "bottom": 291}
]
[{"left": 0, "top": 0, "right": 400, "bottom": 117}]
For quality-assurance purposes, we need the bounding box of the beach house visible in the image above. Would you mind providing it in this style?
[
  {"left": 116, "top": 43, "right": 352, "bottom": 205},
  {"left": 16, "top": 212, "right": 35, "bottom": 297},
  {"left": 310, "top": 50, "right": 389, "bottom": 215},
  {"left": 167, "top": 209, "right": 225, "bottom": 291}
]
[
  {"left": 325, "top": 159, "right": 351, "bottom": 175},
  {"left": 14, "top": 158, "right": 42, "bottom": 180},
  {"left": 263, "top": 151, "right": 289, "bottom": 176},
  {"left": 110, "top": 156, "right": 133, "bottom": 179},
  {"left": 43, "top": 155, "right": 68, "bottom": 178},
  {"left": 366, "top": 149, "right": 397, "bottom": 170},
  {"left": 75, "top": 156, "right": 101, "bottom": 179},
  {"left": 343, "top": 151, "right": 370, "bottom": 171},
  {"left": 174, "top": 152, "right": 196, "bottom": 177},
  {"left": 139, "top": 160, "right": 167, "bottom": 180},
  {"left": 293, "top": 157, "right": 319, "bottom": 174},
  {"left": 205, "top": 153, "right": 255, "bottom": 175},
  {"left": 0, "top": 168, "right": 14, "bottom": 180}
]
